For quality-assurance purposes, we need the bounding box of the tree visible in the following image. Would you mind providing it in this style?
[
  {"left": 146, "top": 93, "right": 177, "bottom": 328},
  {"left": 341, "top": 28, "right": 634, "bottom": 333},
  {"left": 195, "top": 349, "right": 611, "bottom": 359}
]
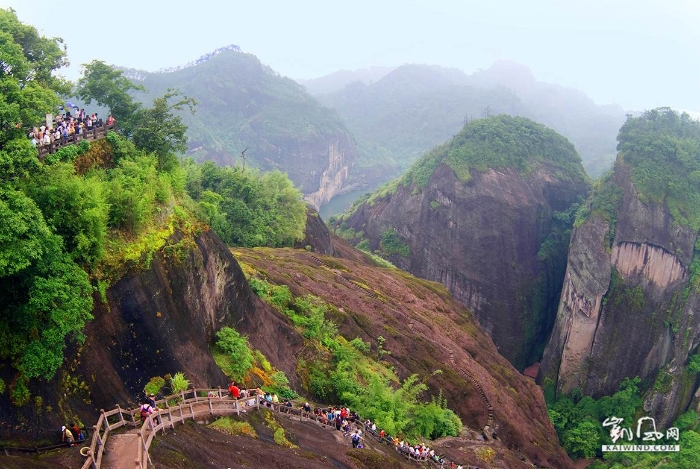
[
  {"left": 562, "top": 418, "right": 600, "bottom": 458},
  {"left": 75, "top": 60, "right": 144, "bottom": 127},
  {"left": 0, "top": 8, "right": 67, "bottom": 150},
  {"left": 131, "top": 89, "right": 195, "bottom": 171},
  {"left": 0, "top": 187, "right": 93, "bottom": 381}
]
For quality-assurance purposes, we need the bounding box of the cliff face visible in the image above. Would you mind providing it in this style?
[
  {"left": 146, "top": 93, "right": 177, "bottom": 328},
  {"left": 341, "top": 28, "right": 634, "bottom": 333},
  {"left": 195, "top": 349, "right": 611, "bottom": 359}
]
[
  {"left": 77, "top": 229, "right": 304, "bottom": 409},
  {"left": 540, "top": 163, "right": 700, "bottom": 426},
  {"left": 342, "top": 132, "right": 589, "bottom": 370},
  {"left": 272, "top": 136, "right": 355, "bottom": 209}
]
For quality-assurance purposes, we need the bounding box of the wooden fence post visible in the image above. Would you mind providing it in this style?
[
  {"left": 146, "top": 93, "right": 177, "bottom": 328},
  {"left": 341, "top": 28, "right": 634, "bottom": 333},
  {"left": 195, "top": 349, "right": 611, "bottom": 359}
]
[
  {"left": 101, "top": 410, "right": 109, "bottom": 432},
  {"left": 117, "top": 404, "right": 126, "bottom": 427}
]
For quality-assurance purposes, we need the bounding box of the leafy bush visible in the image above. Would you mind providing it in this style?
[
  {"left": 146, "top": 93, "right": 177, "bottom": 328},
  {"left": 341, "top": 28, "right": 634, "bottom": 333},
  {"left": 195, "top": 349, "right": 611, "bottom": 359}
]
[
  {"left": 264, "top": 371, "right": 298, "bottom": 400},
  {"left": 170, "top": 372, "right": 190, "bottom": 394},
  {"left": 144, "top": 376, "right": 166, "bottom": 396},
  {"left": 10, "top": 377, "right": 30, "bottom": 406},
  {"left": 184, "top": 161, "right": 306, "bottom": 247},
  {"left": 689, "top": 354, "right": 700, "bottom": 373},
  {"left": 215, "top": 327, "right": 255, "bottom": 381},
  {"left": 380, "top": 228, "right": 410, "bottom": 257}
]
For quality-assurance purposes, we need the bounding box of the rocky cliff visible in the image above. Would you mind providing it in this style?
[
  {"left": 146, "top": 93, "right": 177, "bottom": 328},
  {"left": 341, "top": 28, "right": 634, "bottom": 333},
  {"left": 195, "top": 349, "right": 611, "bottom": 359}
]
[
  {"left": 539, "top": 109, "right": 700, "bottom": 426},
  {"left": 4, "top": 212, "right": 574, "bottom": 468},
  {"left": 338, "top": 116, "right": 590, "bottom": 370},
  {"left": 78, "top": 228, "right": 305, "bottom": 409}
]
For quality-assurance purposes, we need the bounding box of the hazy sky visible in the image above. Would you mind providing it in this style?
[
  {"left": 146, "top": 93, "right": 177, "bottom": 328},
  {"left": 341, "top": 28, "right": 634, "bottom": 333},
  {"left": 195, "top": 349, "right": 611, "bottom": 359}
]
[{"left": 4, "top": 0, "right": 699, "bottom": 113}]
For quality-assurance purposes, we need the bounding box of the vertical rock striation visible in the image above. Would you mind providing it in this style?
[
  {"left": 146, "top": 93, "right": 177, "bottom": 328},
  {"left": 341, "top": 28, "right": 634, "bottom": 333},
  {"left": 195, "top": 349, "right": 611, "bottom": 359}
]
[
  {"left": 341, "top": 116, "right": 590, "bottom": 369},
  {"left": 540, "top": 109, "right": 700, "bottom": 426}
]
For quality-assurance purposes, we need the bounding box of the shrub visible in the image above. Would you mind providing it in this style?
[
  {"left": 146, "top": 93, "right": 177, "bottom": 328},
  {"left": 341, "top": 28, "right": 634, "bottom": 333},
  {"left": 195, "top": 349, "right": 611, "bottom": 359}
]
[
  {"left": 215, "top": 327, "right": 255, "bottom": 381},
  {"left": 380, "top": 228, "right": 410, "bottom": 257},
  {"left": 170, "top": 372, "right": 190, "bottom": 394},
  {"left": 144, "top": 376, "right": 166, "bottom": 396}
]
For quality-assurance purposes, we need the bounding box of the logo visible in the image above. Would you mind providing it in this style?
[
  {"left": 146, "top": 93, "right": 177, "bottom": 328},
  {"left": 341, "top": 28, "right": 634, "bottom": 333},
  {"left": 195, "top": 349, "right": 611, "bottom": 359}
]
[{"left": 602, "top": 416, "right": 680, "bottom": 452}]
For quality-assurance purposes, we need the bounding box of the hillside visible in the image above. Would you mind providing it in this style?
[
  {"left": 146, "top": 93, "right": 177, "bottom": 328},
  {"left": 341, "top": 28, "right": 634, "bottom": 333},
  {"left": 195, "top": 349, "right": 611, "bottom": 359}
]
[
  {"left": 123, "top": 47, "right": 358, "bottom": 208},
  {"left": 335, "top": 116, "right": 590, "bottom": 370}
]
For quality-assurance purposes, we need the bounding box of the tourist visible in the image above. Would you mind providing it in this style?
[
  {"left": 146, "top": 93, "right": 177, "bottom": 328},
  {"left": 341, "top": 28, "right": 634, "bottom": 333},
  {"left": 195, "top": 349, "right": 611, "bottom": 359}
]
[
  {"left": 228, "top": 381, "right": 240, "bottom": 399},
  {"left": 61, "top": 425, "right": 74, "bottom": 446},
  {"left": 70, "top": 423, "right": 85, "bottom": 442},
  {"left": 351, "top": 431, "right": 361, "bottom": 448},
  {"left": 139, "top": 399, "right": 155, "bottom": 429}
]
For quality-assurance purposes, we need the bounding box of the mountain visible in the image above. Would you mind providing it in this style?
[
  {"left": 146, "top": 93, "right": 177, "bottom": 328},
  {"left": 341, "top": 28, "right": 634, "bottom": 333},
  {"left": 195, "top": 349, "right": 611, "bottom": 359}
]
[
  {"left": 317, "top": 64, "right": 524, "bottom": 191},
  {"left": 335, "top": 116, "right": 590, "bottom": 370},
  {"left": 123, "top": 47, "right": 358, "bottom": 208},
  {"left": 467, "top": 61, "right": 627, "bottom": 177},
  {"left": 539, "top": 108, "right": 700, "bottom": 427},
  {"left": 297, "top": 66, "right": 396, "bottom": 95},
  {"left": 314, "top": 61, "right": 625, "bottom": 207}
]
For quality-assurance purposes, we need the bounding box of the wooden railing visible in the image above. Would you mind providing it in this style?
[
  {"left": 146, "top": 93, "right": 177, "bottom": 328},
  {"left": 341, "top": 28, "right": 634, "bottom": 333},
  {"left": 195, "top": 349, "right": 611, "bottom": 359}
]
[
  {"left": 79, "top": 388, "right": 260, "bottom": 469},
  {"left": 36, "top": 123, "right": 116, "bottom": 157},
  {"left": 64, "top": 385, "right": 479, "bottom": 469}
]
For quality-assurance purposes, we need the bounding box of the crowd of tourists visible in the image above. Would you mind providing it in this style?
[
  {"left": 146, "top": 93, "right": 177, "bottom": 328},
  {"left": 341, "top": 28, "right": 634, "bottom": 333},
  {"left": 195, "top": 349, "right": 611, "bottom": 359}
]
[
  {"left": 301, "top": 399, "right": 474, "bottom": 467},
  {"left": 61, "top": 382, "right": 476, "bottom": 468},
  {"left": 27, "top": 107, "right": 114, "bottom": 148}
]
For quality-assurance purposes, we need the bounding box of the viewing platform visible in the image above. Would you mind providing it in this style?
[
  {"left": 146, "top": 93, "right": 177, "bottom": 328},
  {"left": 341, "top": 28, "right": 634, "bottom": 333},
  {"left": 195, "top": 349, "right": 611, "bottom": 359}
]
[{"left": 36, "top": 123, "right": 116, "bottom": 158}]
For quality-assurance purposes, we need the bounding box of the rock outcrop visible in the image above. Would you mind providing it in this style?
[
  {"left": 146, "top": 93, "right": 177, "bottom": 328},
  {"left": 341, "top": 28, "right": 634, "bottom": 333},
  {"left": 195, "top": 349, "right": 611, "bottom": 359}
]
[
  {"left": 339, "top": 116, "right": 590, "bottom": 369},
  {"left": 540, "top": 109, "right": 700, "bottom": 427},
  {"left": 78, "top": 229, "right": 305, "bottom": 409}
]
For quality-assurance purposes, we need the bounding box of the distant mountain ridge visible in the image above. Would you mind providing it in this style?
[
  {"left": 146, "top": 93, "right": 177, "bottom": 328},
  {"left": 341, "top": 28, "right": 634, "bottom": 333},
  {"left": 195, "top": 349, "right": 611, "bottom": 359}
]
[
  {"left": 311, "top": 61, "right": 626, "bottom": 187},
  {"left": 297, "top": 66, "right": 396, "bottom": 95}
]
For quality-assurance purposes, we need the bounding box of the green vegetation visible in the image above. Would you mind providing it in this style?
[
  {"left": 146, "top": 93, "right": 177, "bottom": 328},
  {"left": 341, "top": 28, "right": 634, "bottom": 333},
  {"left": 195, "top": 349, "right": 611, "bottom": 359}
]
[
  {"left": 590, "top": 411, "right": 700, "bottom": 468},
  {"left": 400, "top": 115, "right": 586, "bottom": 191},
  {"left": 618, "top": 108, "right": 700, "bottom": 230},
  {"left": 379, "top": 228, "right": 410, "bottom": 257},
  {"left": 209, "top": 416, "right": 257, "bottom": 437},
  {"left": 0, "top": 11, "right": 310, "bottom": 407},
  {"left": 264, "top": 411, "right": 297, "bottom": 448},
  {"left": 547, "top": 377, "right": 700, "bottom": 466},
  {"left": 214, "top": 327, "right": 255, "bottom": 381},
  {"left": 76, "top": 60, "right": 144, "bottom": 125},
  {"left": 546, "top": 378, "right": 643, "bottom": 459},
  {"left": 247, "top": 273, "right": 462, "bottom": 440},
  {"left": 184, "top": 161, "right": 306, "bottom": 247},
  {"left": 144, "top": 376, "right": 166, "bottom": 396},
  {"left": 170, "top": 372, "right": 190, "bottom": 394}
]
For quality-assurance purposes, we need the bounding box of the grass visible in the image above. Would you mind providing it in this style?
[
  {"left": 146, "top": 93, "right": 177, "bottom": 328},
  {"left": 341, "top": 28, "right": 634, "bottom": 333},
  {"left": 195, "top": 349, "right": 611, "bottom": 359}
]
[{"left": 209, "top": 417, "right": 257, "bottom": 437}]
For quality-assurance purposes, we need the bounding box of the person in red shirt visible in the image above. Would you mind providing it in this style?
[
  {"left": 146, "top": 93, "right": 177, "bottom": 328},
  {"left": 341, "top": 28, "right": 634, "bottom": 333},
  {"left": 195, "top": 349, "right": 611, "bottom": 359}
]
[{"left": 228, "top": 381, "right": 240, "bottom": 399}]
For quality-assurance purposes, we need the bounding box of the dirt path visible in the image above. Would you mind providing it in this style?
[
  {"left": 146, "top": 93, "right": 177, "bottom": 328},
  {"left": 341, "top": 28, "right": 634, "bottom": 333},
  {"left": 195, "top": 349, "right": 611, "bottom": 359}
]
[{"left": 100, "top": 431, "right": 140, "bottom": 469}]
